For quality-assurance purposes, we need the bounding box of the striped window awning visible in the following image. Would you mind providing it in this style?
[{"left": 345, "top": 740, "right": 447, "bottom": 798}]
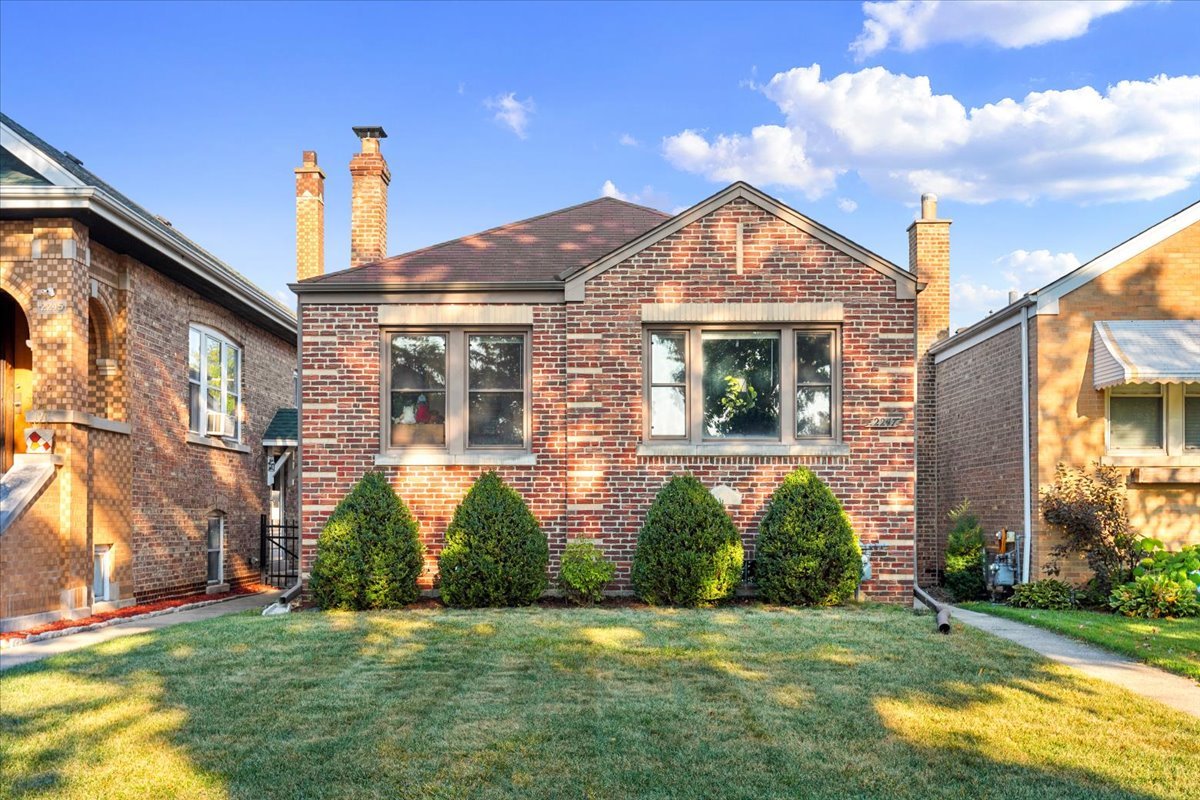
[{"left": 1092, "top": 320, "right": 1200, "bottom": 389}]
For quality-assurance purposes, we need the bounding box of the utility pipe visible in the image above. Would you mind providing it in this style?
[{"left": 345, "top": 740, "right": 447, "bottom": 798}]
[
  {"left": 913, "top": 585, "right": 952, "bottom": 634},
  {"left": 1020, "top": 305, "right": 1033, "bottom": 583}
]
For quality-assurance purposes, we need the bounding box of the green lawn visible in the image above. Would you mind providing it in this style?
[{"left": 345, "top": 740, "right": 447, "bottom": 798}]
[
  {"left": 2, "top": 605, "right": 1198, "bottom": 800},
  {"left": 959, "top": 603, "right": 1200, "bottom": 682}
]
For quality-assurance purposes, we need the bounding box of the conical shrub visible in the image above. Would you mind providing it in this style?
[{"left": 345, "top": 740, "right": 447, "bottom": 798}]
[
  {"left": 755, "top": 467, "right": 861, "bottom": 605},
  {"left": 438, "top": 471, "right": 548, "bottom": 607},
  {"left": 309, "top": 471, "right": 424, "bottom": 610},
  {"left": 631, "top": 474, "right": 744, "bottom": 606}
]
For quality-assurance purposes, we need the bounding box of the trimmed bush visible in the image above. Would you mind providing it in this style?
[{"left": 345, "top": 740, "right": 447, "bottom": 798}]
[
  {"left": 944, "top": 500, "right": 987, "bottom": 602},
  {"left": 755, "top": 467, "right": 861, "bottom": 606},
  {"left": 438, "top": 471, "right": 548, "bottom": 607},
  {"left": 631, "top": 474, "right": 743, "bottom": 607},
  {"left": 558, "top": 541, "right": 616, "bottom": 605},
  {"left": 1109, "top": 574, "right": 1200, "bottom": 619},
  {"left": 1009, "top": 579, "right": 1076, "bottom": 610},
  {"left": 309, "top": 471, "right": 424, "bottom": 610}
]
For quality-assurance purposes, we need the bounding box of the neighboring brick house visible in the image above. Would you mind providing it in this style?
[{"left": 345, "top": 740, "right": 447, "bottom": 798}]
[
  {"left": 932, "top": 202, "right": 1200, "bottom": 586},
  {"left": 0, "top": 114, "right": 298, "bottom": 631},
  {"left": 293, "top": 129, "right": 953, "bottom": 602}
]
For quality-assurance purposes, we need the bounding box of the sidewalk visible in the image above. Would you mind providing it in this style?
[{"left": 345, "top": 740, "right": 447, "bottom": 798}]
[
  {"left": 953, "top": 606, "right": 1200, "bottom": 719},
  {"left": 0, "top": 590, "right": 281, "bottom": 671}
]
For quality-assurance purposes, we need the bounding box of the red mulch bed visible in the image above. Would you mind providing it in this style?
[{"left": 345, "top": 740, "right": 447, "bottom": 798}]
[{"left": 0, "top": 584, "right": 271, "bottom": 642}]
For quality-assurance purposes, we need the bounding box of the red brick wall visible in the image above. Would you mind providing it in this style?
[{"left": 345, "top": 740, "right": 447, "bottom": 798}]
[
  {"left": 299, "top": 198, "right": 917, "bottom": 601},
  {"left": 127, "top": 259, "right": 296, "bottom": 601},
  {"left": 935, "top": 324, "right": 1029, "bottom": 569}
]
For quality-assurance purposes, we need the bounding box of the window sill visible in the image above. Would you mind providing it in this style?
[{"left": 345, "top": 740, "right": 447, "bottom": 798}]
[
  {"left": 375, "top": 451, "right": 537, "bottom": 467},
  {"left": 637, "top": 442, "right": 851, "bottom": 458},
  {"left": 1101, "top": 453, "right": 1200, "bottom": 468},
  {"left": 186, "top": 432, "right": 250, "bottom": 454}
]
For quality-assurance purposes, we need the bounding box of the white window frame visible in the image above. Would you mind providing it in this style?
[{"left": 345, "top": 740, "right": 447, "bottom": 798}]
[
  {"left": 206, "top": 514, "right": 225, "bottom": 585},
  {"left": 380, "top": 328, "right": 532, "bottom": 455},
  {"left": 189, "top": 324, "right": 242, "bottom": 441},
  {"left": 93, "top": 544, "right": 112, "bottom": 602},
  {"left": 1186, "top": 383, "right": 1200, "bottom": 452},
  {"left": 1105, "top": 382, "right": 1199, "bottom": 457}
]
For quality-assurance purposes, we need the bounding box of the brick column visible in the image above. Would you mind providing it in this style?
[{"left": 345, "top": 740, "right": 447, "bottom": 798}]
[
  {"left": 349, "top": 126, "right": 390, "bottom": 268},
  {"left": 909, "top": 194, "right": 950, "bottom": 587},
  {"left": 294, "top": 151, "right": 326, "bottom": 282}
]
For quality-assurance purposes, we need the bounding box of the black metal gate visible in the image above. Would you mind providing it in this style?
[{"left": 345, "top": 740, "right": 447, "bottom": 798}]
[{"left": 260, "top": 516, "right": 299, "bottom": 588}]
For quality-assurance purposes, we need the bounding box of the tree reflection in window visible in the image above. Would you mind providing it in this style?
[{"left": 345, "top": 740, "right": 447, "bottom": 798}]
[{"left": 702, "top": 331, "right": 780, "bottom": 438}]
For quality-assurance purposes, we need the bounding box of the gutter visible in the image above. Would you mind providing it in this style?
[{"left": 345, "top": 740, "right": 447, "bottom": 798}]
[{"left": 289, "top": 279, "right": 565, "bottom": 294}]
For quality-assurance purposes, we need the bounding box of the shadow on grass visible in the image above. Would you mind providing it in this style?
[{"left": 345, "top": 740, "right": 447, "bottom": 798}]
[{"left": 2, "top": 604, "right": 1197, "bottom": 799}]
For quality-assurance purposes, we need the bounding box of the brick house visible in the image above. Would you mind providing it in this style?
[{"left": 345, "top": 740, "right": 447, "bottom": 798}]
[
  {"left": 932, "top": 202, "right": 1200, "bottom": 586},
  {"left": 0, "top": 114, "right": 298, "bottom": 631},
  {"left": 293, "top": 129, "right": 953, "bottom": 602}
]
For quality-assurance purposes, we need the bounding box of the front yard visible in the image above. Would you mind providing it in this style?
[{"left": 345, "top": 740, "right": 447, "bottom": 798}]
[
  {"left": 960, "top": 602, "right": 1200, "bottom": 681},
  {"left": 2, "top": 605, "right": 1197, "bottom": 799}
]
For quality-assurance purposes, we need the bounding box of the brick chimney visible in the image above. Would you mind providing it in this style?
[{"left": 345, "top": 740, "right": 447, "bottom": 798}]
[
  {"left": 349, "top": 126, "right": 390, "bottom": 267},
  {"left": 294, "top": 150, "right": 325, "bottom": 281},
  {"left": 909, "top": 192, "right": 950, "bottom": 587}
]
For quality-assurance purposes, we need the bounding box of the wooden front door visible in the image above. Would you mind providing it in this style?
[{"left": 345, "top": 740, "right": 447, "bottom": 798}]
[{"left": 1, "top": 291, "right": 32, "bottom": 473}]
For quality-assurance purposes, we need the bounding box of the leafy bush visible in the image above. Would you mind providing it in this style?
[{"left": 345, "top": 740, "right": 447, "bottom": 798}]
[
  {"left": 1040, "top": 462, "right": 1138, "bottom": 594},
  {"left": 631, "top": 474, "right": 744, "bottom": 606},
  {"left": 310, "top": 471, "right": 424, "bottom": 610},
  {"left": 1132, "top": 540, "right": 1200, "bottom": 594},
  {"left": 1109, "top": 574, "right": 1200, "bottom": 619},
  {"left": 1009, "top": 579, "right": 1077, "bottom": 610},
  {"left": 437, "top": 471, "right": 548, "bottom": 607},
  {"left": 755, "top": 468, "right": 861, "bottom": 606},
  {"left": 943, "top": 500, "right": 987, "bottom": 602},
  {"left": 558, "top": 541, "right": 616, "bottom": 605}
]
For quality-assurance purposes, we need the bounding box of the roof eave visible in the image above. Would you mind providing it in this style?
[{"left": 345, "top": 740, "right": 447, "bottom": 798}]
[
  {"left": 0, "top": 185, "right": 297, "bottom": 339},
  {"left": 289, "top": 279, "right": 565, "bottom": 294}
]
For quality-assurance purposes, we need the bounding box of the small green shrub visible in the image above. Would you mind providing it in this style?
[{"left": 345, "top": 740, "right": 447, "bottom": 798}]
[
  {"left": 631, "top": 474, "right": 743, "bottom": 607},
  {"left": 1109, "top": 573, "right": 1200, "bottom": 619},
  {"left": 438, "top": 471, "right": 549, "bottom": 607},
  {"left": 309, "top": 471, "right": 424, "bottom": 611},
  {"left": 558, "top": 541, "right": 616, "bottom": 605},
  {"left": 1009, "top": 579, "right": 1077, "bottom": 610},
  {"left": 1040, "top": 462, "right": 1138, "bottom": 594},
  {"left": 1132, "top": 540, "right": 1200, "bottom": 593},
  {"left": 755, "top": 467, "right": 861, "bottom": 606},
  {"left": 943, "top": 500, "right": 986, "bottom": 602}
]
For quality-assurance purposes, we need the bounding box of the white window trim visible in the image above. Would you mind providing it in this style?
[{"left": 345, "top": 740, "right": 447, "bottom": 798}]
[
  {"left": 380, "top": 328, "right": 533, "bottom": 458},
  {"left": 188, "top": 324, "right": 243, "bottom": 443},
  {"left": 1104, "top": 382, "right": 1200, "bottom": 467},
  {"left": 93, "top": 544, "right": 112, "bottom": 602},
  {"left": 206, "top": 515, "right": 225, "bottom": 585}
]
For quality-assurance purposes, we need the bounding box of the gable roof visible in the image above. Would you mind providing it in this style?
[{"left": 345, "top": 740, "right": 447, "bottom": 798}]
[
  {"left": 263, "top": 407, "right": 299, "bottom": 446},
  {"left": 0, "top": 113, "right": 296, "bottom": 342},
  {"left": 561, "top": 182, "right": 920, "bottom": 301},
  {"left": 931, "top": 198, "right": 1200, "bottom": 360},
  {"left": 296, "top": 197, "right": 669, "bottom": 288}
]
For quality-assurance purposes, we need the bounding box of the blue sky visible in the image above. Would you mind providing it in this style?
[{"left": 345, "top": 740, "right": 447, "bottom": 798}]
[{"left": 1, "top": 0, "right": 1197, "bottom": 328}]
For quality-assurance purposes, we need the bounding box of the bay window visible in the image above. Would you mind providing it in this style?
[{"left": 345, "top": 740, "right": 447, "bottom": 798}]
[
  {"left": 188, "top": 325, "right": 241, "bottom": 440},
  {"left": 645, "top": 325, "right": 840, "bottom": 445},
  {"left": 384, "top": 329, "right": 530, "bottom": 454}
]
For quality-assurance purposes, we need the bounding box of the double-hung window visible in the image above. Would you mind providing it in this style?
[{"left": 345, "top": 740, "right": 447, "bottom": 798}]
[
  {"left": 385, "top": 329, "right": 530, "bottom": 454},
  {"left": 1107, "top": 382, "right": 1200, "bottom": 457},
  {"left": 206, "top": 513, "right": 225, "bottom": 585},
  {"left": 645, "top": 325, "right": 840, "bottom": 445},
  {"left": 188, "top": 325, "right": 241, "bottom": 440}
]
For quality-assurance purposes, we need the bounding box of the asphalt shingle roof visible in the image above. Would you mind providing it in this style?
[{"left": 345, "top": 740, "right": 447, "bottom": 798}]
[
  {"left": 299, "top": 197, "right": 670, "bottom": 286},
  {"left": 263, "top": 408, "right": 299, "bottom": 444}
]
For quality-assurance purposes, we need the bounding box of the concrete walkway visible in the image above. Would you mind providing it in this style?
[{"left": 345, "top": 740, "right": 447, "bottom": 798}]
[
  {"left": 0, "top": 591, "right": 281, "bottom": 671},
  {"left": 953, "top": 606, "right": 1200, "bottom": 719}
]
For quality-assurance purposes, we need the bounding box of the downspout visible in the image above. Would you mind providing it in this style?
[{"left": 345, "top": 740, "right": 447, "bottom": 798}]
[{"left": 1020, "top": 304, "right": 1033, "bottom": 583}]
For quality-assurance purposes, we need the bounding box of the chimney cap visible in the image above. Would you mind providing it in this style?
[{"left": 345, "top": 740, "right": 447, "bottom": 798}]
[{"left": 352, "top": 126, "right": 388, "bottom": 140}]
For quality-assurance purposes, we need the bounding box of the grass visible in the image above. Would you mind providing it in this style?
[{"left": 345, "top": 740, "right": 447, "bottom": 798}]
[
  {"left": 2, "top": 605, "right": 1198, "bottom": 800},
  {"left": 960, "top": 602, "right": 1200, "bottom": 682}
]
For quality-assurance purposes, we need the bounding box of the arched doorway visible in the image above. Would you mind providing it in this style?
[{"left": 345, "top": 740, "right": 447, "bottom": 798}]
[{"left": 1, "top": 289, "right": 33, "bottom": 473}]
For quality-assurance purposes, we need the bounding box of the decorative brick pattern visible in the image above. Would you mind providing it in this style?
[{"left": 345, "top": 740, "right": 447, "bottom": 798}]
[
  {"left": 295, "top": 151, "right": 325, "bottom": 281},
  {"left": 349, "top": 135, "right": 389, "bottom": 268}
]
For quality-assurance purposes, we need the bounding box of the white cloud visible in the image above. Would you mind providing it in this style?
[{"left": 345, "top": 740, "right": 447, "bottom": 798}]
[
  {"left": 486, "top": 92, "right": 535, "bottom": 139},
  {"left": 952, "top": 249, "right": 1080, "bottom": 324},
  {"left": 836, "top": 198, "right": 858, "bottom": 213},
  {"left": 619, "top": 133, "right": 640, "bottom": 147},
  {"left": 600, "top": 180, "right": 670, "bottom": 210},
  {"left": 852, "top": 1, "right": 1140, "bottom": 60},
  {"left": 663, "top": 65, "right": 1200, "bottom": 204}
]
